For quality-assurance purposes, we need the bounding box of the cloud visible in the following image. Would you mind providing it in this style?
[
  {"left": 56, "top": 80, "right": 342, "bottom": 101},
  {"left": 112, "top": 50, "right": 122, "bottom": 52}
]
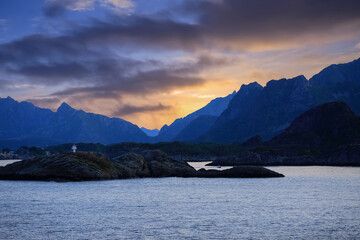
[
  {"left": 113, "top": 102, "right": 172, "bottom": 116},
  {"left": 50, "top": 63, "right": 207, "bottom": 98},
  {"left": 181, "top": 0, "right": 360, "bottom": 49},
  {"left": 1, "top": 0, "right": 360, "bottom": 129},
  {"left": 0, "top": 26, "right": 227, "bottom": 98},
  {"left": 45, "top": 0, "right": 134, "bottom": 13},
  {"left": 47, "top": 53, "right": 231, "bottom": 99},
  {"left": 37, "top": 0, "right": 360, "bottom": 52},
  {"left": 9, "top": 62, "right": 91, "bottom": 80},
  {"left": 26, "top": 97, "right": 61, "bottom": 109}
]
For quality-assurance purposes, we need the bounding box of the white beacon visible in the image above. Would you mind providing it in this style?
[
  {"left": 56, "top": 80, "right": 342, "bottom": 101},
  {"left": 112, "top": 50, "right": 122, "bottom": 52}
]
[{"left": 72, "top": 144, "right": 77, "bottom": 153}]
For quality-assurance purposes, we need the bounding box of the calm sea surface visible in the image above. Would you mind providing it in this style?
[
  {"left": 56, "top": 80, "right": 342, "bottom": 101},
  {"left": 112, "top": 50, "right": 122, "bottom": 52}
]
[{"left": 0, "top": 164, "right": 359, "bottom": 240}]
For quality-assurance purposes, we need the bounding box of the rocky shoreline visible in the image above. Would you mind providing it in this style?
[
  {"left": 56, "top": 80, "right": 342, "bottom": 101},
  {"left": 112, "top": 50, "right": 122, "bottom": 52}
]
[{"left": 0, "top": 151, "right": 284, "bottom": 181}]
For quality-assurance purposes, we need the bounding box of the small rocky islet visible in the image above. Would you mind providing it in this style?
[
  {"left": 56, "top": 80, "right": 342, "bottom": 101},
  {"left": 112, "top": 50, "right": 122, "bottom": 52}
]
[{"left": 0, "top": 150, "right": 284, "bottom": 181}]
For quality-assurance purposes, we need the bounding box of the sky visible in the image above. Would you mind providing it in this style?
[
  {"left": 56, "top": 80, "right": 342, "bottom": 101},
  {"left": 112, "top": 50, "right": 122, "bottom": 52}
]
[{"left": 0, "top": 0, "right": 360, "bottom": 130}]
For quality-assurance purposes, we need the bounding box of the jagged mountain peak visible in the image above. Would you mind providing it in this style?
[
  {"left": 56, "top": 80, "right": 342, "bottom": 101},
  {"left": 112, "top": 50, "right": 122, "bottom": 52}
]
[
  {"left": 310, "top": 57, "right": 360, "bottom": 85},
  {"left": 0, "top": 96, "right": 16, "bottom": 103},
  {"left": 266, "top": 75, "right": 308, "bottom": 88},
  {"left": 155, "top": 91, "right": 236, "bottom": 141},
  {"left": 0, "top": 98, "right": 149, "bottom": 149},
  {"left": 237, "top": 82, "right": 263, "bottom": 95},
  {"left": 57, "top": 102, "right": 75, "bottom": 113}
]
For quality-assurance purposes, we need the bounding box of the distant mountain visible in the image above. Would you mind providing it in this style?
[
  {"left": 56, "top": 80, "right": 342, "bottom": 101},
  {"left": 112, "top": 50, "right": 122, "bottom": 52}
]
[
  {"left": 154, "top": 91, "right": 236, "bottom": 141},
  {"left": 269, "top": 102, "right": 360, "bottom": 151},
  {"left": 141, "top": 127, "right": 159, "bottom": 137},
  {"left": 2, "top": 58, "right": 360, "bottom": 148},
  {"left": 199, "top": 58, "right": 360, "bottom": 143},
  {"left": 207, "top": 101, "right": 360, "bottom": 166},
  {"left": 174, "top": 115, "right": 218, "bottom": 141},
  {"left": 0, "top": 98, "right": 149, "bottom": 149}
]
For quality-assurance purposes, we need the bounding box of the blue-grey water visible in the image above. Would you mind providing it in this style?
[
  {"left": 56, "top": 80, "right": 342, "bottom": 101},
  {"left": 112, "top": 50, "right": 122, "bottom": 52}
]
[{"left": 0, "top": 166, "right": 359, "bottom": 240}]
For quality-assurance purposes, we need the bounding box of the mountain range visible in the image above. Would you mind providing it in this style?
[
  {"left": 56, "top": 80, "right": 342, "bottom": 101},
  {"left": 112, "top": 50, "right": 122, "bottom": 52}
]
[
  {"left": 207, "top": 101, "right": 360, "bottom": 166},
  {"left": 0, "top": 57, "right": 359, "bottom": 149},
  {"left": 154, "top": 90, "right": 236, "bottom": 141},
  {"left": 140, "top": 127, "right": 159, "bottom": 137},
  {"left": 0, "top": 99, "right": 147, "bottom": 149},
  {"left": 198, "top": 57, "right": 360, "bottom": 143}
]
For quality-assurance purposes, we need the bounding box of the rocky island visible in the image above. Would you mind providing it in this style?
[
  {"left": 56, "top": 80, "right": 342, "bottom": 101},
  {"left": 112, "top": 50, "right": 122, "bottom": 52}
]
[{"left": 0, "top": 150, "right": 284, "bottom": 181}]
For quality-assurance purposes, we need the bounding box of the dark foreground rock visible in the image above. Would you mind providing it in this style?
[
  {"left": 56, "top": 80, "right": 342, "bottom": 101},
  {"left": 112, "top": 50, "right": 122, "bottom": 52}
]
[
  {"left": 0, "top": 151, "right": 284, "bottom": 181},
  {"left": 0, "top": 152, "right": 118, "bottom": 181},
  {"left": 111, "top": 150, "right": 197, "bottom": 178},
  {"left": 197, "top": 166, "right": 284, "bottom": 178}
]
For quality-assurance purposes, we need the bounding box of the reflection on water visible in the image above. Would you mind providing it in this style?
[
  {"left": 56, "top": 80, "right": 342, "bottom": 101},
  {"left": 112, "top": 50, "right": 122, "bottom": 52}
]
[{"left": 0, "top": 167, "right": 359, "bottom": 239}]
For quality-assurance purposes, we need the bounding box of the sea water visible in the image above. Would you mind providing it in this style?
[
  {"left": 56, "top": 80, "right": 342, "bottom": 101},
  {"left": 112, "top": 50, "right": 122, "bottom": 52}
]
[{"left": 0, "top": 166, "right": 359, "bottom": 239}]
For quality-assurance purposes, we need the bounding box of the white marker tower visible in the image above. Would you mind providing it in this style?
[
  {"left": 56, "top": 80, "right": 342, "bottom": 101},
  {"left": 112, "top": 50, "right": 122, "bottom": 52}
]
[{"left": 72, "top": 144, "right": 77, "bottom": 153}]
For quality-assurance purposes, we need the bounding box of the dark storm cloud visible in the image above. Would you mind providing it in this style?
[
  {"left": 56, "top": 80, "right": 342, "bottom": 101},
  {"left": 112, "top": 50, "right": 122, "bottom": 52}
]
[
  {"left": 113, "top": 103, "right": 172, "bottom": 116},
  {"left": 0, "top": 0, "right": 359, "bottom": 100},
  {"left": 3, "top": 0, "right": 359, "bottom": 57},
  {"left": 0, "top": 22, "right": 223, "bottom": 98},
  {"left": 72, "top": 16, "right": 201, "bottom": 50},
  {"left": 48, "top": 52, "right": 230, "bottom": 98},
  {"left": 55, "top": 0, "right": 360, "bottom": 49},
  {"left": 10, "top": 62, "right": 90, "bottom": 79},
  {"left": 0, "top": 34, "right": 89, "bottom": 66},
  {"left": 188, "top": 0, "right": 360, "bottom": 42},
  {"left": 51, "top": 64, "right": 206, "bottom": 98}
]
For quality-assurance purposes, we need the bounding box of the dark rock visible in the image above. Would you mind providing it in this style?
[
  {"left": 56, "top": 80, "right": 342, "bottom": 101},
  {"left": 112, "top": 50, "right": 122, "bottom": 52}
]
[
  {"left": 141, "top": 150, "right": 197, "bottom": 177},
  {"left": 0, "top": 150, "right": 285, "bottom": 181},
  {"left": 197, "top": 166, "right": 284, "bottom": 178},
  {"left": 111, "top": 153, "right": 151, "bottom": 178},
  {"left": 206, "top": 151, "right": 287, "bottom": 166},
  {"left": 0, "top": 152, "right": 118, "bottom": 181}
]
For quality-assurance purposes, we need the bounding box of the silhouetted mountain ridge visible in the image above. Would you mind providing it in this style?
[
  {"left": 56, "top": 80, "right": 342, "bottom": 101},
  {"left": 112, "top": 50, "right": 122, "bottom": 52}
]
[
  {"left": 198, "top": 58, "right": 360, "bottom": 143},
  {"left": 0, "top": 98, "right": 148, "bottom": 149},
  {"left": 1, "top": 57, "right": 360, "bottom": 148},
  {"left": 154, "top": 90, "right": 236, "bottom": 141},
  {"left": 269, "top": 101, "right": 360, "bottom": 151}
]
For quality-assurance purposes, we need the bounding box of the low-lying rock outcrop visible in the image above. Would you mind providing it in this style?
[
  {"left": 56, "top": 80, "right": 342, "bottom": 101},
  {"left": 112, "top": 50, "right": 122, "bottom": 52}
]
[
  {"left": 198, "top": 166, "right": 284, "bottom": 178},
  {"left": 0, "top": 150, "right": 284, "bottom": 181},
  {"left": 0, "top": 152, "right": 118, "bottom": 181}
]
